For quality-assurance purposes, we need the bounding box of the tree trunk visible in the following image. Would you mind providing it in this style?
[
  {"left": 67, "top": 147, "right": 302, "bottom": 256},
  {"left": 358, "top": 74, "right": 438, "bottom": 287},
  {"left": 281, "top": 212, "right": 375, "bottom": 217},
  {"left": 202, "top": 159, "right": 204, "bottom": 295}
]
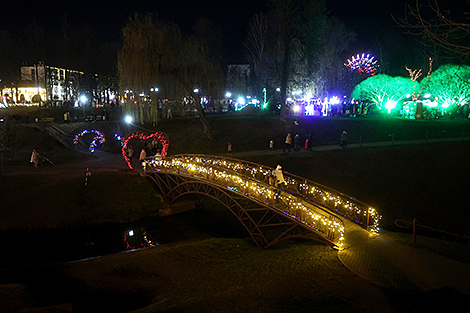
[
  {"left": 194, "top": 98, "right": 211, "bottom": 138},
  {"left": 280, "top": 35, "right": 290, "bottom": 122}
]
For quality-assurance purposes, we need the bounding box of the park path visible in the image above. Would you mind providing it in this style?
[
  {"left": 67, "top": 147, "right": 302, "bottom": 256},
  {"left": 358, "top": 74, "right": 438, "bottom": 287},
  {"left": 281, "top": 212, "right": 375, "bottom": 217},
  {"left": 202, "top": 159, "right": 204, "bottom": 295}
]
[{"left": 339, "top": 220, "right": 470, "bottom": 294}]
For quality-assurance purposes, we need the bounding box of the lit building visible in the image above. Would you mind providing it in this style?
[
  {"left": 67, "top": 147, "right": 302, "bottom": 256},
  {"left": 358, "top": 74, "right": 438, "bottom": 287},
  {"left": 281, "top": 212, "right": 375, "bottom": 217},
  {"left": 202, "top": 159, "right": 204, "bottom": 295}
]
[
  {"left": 0, "top": 62, "right": 118, "bottom": 107},
  {"left": 19, "top": 62, "right": 84, "bottom": 105},
  {"left": 1, "top": 80, "right": 47, "bottom": 107}
]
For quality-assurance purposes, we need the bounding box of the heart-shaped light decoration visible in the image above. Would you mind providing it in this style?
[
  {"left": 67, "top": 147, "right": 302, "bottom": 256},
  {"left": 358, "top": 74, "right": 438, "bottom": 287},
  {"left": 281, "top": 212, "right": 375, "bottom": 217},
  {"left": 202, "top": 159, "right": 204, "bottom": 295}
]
[{"left": 122, "top": 132, "right": 169, "bottom": 169}]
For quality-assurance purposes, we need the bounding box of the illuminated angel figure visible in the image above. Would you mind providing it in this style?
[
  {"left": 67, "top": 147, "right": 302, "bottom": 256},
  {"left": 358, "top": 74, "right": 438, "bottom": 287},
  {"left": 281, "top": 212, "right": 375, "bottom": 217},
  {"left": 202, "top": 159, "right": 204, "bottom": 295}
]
[{"left": 345, "top": 53, "right": 378, "bottom": 76}]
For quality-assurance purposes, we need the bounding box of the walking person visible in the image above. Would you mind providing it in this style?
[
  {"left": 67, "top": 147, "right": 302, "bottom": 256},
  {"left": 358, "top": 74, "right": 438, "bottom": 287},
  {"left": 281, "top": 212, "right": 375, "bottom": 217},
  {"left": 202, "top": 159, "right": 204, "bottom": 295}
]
[
  {"left": 269, "top": 140, "right": 274, "bottom": 151},
  {"left": 283, "top": 133, "right": 292, "bottom": 153},
  {"left": 274, "top": 165, "right": 285, "bottom": 203},
  {"left": 127, "top": 145, "right": 134, "bottom": 164},
  {"left": 307, "top": 132, "right": 313, "bottom": 151},
  {"left": 294, "top": 133, "right": 300, "bottom": 151},
  {"left": 139, "top": 148, "right": 147, "bottom": 162},
  {"left": 227, "top": 142, "right": 232, "bottom": 155},
  {"left": 30, "top": 149, "right": 40, "bottom": 167},
  {"left": 274, "top": 165, "right": 285, "bottom": 189},
  {"left": 340, "top": 131, "right": 348, "bottom": 148}
]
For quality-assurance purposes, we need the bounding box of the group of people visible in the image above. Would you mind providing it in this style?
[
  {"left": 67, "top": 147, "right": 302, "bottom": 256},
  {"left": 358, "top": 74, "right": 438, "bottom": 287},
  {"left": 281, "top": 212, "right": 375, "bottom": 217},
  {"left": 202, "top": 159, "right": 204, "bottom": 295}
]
[
  {"left": 275, "top": 130, "right": 348, "bottom": 152},
  {"left": 125, "top": 138, "right": 163, "bottom": 168}
]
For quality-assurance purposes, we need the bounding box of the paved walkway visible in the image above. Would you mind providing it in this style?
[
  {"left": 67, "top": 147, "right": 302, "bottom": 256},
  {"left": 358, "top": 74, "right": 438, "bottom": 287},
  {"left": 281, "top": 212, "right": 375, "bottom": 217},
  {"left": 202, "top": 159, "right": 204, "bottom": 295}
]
[
  {"left": 338, "top": 220, "right": 470, "bottom": 294},
  {"left": 230, "top": 136, "right": 470, "bottom": 158}
]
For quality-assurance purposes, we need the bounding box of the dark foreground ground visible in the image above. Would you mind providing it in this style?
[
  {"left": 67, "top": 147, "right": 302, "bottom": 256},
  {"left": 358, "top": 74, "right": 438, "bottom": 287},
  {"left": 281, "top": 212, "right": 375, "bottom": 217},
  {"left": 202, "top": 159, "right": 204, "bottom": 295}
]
[{"left": 1, "top": 109, "right": 470, "bottom": 312}]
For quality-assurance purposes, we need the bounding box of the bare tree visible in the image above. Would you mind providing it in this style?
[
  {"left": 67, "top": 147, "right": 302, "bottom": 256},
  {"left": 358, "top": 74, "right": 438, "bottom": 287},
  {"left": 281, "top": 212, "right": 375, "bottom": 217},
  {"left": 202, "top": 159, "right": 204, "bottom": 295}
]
[
  {"left": 316, "top": 17, "right": 356, "bottom": 96},
  {"left": 257, "top": 0, "right": 326, "bottom": 120},
  {"left": 397, "top": 0, "right": 470, "bottom": 62},
  {"left": 245, "top": 13, "right": 270, "bottom": 100}
]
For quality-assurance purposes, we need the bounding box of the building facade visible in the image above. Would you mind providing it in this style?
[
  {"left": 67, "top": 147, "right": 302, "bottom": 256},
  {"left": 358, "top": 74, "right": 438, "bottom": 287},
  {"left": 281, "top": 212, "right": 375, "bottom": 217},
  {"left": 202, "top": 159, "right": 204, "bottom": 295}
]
[{"left": 20, "top": 62, "right": 84, "bottom": 105}]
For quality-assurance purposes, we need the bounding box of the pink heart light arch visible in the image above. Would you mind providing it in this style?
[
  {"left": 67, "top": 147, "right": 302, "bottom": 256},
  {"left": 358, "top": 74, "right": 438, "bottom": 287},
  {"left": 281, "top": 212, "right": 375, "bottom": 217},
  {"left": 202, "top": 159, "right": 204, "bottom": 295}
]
[{"left": 122, "top": 131, "right": 169, "bottom": 169}]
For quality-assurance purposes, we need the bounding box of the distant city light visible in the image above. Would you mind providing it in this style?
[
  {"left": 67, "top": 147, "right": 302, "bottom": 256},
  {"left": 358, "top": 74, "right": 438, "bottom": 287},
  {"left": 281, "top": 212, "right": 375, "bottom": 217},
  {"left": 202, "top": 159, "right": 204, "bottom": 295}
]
[{"left": 125, "top": 115, "right": 133, "bottom": 123}]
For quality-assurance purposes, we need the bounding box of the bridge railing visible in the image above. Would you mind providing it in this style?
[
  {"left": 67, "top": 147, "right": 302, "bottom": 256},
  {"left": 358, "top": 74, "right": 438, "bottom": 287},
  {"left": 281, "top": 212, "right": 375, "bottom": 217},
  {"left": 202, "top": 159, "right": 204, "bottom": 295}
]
[
  {"left": 164, "top": 154, "right": 381, "bottom": 232},
  {"left": 144, "top": 155, "right": 345, "bottom": 247}
]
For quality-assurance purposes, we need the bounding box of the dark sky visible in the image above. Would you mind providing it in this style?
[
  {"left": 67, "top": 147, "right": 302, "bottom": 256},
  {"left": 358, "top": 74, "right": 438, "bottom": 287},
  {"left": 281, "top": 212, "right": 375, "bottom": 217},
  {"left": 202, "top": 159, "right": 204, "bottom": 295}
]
[
  {"left": 2, "top": 0, "right": 269, "bottom": 63},
  {"left": 1, "top": 0, "right": 454, "bottom": 64}
]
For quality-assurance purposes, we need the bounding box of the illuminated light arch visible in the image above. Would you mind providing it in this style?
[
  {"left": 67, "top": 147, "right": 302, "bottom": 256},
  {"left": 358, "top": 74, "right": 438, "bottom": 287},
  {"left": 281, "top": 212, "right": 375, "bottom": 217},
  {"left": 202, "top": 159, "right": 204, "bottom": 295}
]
[
  {"left": 122, "top": 131, "right": 169, "bottom": 169},
  {"left": 73, "top": 129, "right": 106, "bottom": 153}
]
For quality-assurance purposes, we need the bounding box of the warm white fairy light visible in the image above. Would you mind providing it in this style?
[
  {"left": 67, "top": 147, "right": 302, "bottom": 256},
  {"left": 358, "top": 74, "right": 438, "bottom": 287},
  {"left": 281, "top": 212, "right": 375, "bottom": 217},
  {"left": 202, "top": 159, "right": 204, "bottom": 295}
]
[{"left": 145, "top": 155, "right": 382, "bottom": 246}]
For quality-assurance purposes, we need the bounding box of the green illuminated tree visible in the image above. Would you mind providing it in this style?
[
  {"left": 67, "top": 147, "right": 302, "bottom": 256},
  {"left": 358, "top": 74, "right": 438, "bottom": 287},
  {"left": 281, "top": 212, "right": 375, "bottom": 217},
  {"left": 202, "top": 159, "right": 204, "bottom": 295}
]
[
  {"left": 421, "top": 64, "right": 470, "bottom": 108},
  {"left": 351, "top": 74, "right": 418, "bottom": 109}
]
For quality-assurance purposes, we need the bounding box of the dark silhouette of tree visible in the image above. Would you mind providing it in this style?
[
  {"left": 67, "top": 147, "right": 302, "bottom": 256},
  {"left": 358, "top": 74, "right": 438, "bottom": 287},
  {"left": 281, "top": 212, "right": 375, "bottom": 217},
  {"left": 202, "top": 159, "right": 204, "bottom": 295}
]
[
  {"left": 245, "top": 0, "right": 325, "bottom": 120},
  {"left": 118, "top": 14, "right": 223, "bottom": 135},
  {"left": 316, "top": 17, "right": 356, "bottom": 97},
  {"left": 397, "top": 0, "right": 470, "bottom": 63},
  {"left": 244, "top": 12, "right": 270, "bottom": 102}
]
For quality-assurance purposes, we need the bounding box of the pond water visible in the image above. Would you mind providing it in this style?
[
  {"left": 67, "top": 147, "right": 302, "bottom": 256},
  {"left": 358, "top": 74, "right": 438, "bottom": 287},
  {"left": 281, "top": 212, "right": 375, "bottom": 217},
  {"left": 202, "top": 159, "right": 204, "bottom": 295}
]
[
  {"left": 0, "top": 200, "right": 247, "bottom": 268},
  {"left": 0, "top": 203, "right": 249, "bottom": 312}
]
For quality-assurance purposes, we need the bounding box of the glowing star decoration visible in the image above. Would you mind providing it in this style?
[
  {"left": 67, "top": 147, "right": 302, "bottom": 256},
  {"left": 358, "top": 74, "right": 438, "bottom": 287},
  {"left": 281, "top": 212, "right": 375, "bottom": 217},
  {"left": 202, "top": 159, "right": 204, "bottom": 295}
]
[
  {"left": 73, "top": 129, "right": 106, "bottom": 153},
  {"left": 345, "top": 53, "right": 378, "bottom": 76},
  {"left": 122, "top": 131, "right": 169, "bottom": 169}
]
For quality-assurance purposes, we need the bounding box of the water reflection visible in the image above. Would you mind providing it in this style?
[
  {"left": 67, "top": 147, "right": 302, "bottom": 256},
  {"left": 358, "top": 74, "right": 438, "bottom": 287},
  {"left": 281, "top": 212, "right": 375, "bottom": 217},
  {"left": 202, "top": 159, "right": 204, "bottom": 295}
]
[
  {"left": 0, "top": 223, "right": 159, "bottom": 271},
  {"left": 124, "top": 227, "right": 158, "bottom": 250}
]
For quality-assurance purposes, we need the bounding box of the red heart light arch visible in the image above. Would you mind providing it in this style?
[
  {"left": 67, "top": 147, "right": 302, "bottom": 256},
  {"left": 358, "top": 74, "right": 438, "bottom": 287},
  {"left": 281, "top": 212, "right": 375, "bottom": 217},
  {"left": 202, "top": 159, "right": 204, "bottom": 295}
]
[{"left": 122, "top": 131, "right": 169, "bottom": 169}]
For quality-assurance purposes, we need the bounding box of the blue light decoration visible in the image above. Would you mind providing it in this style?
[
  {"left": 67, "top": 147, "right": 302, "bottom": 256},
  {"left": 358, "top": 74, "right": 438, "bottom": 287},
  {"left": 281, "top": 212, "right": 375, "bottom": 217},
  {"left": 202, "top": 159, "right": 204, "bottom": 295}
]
[
  {"left": 114, "top": 133, "right": 124, "bottom": 146},
  {"left": 73, "top": 129, "right": 106, "bottom": 153}
]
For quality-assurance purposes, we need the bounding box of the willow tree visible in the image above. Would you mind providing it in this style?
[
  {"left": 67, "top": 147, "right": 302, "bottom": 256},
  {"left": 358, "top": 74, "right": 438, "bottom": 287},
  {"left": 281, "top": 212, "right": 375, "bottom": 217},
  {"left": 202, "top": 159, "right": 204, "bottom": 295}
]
[
  {"left": 118, "top": 14, "right": 223, "bottom": 136},
  {"left": 118, "top": 14, "right": 166, "bottom": 126}
]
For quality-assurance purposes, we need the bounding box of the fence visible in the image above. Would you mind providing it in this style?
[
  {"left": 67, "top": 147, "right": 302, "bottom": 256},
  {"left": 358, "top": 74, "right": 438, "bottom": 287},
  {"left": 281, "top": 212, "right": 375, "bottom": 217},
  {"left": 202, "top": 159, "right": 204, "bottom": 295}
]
[{"left": 395, "top": 218, "right": 470, "bottom": 247}]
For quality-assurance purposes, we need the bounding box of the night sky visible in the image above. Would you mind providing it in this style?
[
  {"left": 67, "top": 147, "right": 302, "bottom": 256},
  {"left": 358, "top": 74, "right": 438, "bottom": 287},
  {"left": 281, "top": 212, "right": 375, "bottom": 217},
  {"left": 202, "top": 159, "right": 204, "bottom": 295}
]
[{"left": 0, "top": 0, "right": 458, "bottom": 64}]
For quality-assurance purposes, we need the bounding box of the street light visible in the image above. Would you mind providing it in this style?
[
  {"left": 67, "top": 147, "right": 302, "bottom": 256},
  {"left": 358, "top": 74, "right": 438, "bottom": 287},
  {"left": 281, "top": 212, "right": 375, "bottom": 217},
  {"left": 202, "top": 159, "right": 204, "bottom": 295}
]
[{"left": 80, "top": 95, "right": 87, "bottom": 105}]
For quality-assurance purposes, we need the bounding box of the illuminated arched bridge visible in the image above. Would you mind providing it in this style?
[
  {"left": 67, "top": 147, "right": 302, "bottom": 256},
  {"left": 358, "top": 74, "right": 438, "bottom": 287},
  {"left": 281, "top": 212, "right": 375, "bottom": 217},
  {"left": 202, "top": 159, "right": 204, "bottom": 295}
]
[{"left": 143, "top": 154, "right": 381, "bottom": 249}]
